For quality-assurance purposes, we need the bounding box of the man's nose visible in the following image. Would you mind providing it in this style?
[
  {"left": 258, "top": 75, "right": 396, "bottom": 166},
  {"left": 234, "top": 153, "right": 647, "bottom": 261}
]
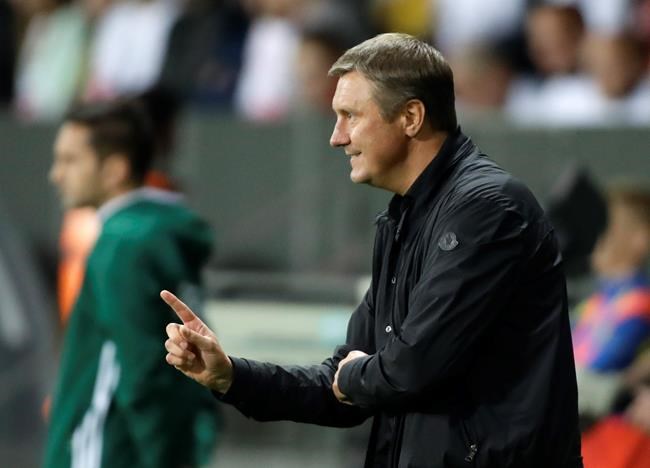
[{"left": 329, "top": 122, "right": 350, "bottom": 148}]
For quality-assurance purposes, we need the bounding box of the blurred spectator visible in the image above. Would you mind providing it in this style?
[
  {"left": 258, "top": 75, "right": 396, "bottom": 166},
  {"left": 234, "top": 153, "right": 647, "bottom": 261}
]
[
  {"left": 294, "top": 2, "right": 369, "bottom": 114},
  {"left": 580, "top": 32, "right": 650, "bottom": 125},
  {"left": 85, "top": 0, "right": 181, "bottom": 100},
  {"left": 507, "top": 4, "right": 596, "bottom": 126},
  {"left": 0, "top": 1, "right": 16, "bottom": 105},
  {"left": 158, "top": 0, "right": 249, "bottom": 109},
  {"left": 449, "top": 43, "right": 517, "bottom": 115},
  {"left": 234, "top": 0, "right": 304, "bottom": 121},
  {"left": 527, "top": 3, "right": 584, "bottom": 77},
  {"left": 12, "top": 0, "right": 89, "bottom": 121},
  {"left": 572, "top": 183, "right": 650, "bottom": 418},
  {"left": 433, "top": 0, "right": 527, "bottom": 56}
]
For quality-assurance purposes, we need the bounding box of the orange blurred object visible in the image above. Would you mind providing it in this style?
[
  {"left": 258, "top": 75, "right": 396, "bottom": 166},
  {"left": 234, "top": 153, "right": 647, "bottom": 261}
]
[
  {"left": 57, "top": 208, "right": 100, "bottom": 324},
  {"left": 582, "top": 416, "right": 650, "bottom": 468},
  {"left": 144, "top": 169, "right": 176, "bottom": 191}
]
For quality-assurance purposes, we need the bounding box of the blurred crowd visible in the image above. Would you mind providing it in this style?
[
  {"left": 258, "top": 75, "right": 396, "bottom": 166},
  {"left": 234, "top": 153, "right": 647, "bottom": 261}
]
[{"left": 1, "top": 0, "right": 650, "bottom": 126}]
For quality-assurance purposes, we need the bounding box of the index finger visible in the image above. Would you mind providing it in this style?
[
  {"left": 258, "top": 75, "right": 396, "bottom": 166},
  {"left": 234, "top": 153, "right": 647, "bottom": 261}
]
[{"left": 160, "top": 290, "right": 198, "bottom": 324}]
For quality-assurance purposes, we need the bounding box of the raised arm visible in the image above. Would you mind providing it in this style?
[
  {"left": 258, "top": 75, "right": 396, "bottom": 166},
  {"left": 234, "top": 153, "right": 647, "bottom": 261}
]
[{"left": 162, "top": 290, "right": 375, "bottom": 428}]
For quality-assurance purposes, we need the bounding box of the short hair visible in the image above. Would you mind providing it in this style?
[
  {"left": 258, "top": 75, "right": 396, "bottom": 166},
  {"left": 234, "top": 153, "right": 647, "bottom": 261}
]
[
  {"left": 329, "top": 33, "right": 457, "bottom": 132},
  {"left": 63, "top": 99, "right": 155, "bottom": 184},
  {"left": 607, "top": 182, "right": 650, "bottom": 227}
]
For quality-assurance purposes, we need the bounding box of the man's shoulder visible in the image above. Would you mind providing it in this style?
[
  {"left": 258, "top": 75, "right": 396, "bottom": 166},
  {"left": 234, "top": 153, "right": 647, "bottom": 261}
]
[
  {"left": 95, "top": 200, "right": 210, "bottom": 262},
  {"left": 449, "top": 157, "right": 541, "bottom": 218},
  {"left": 105, "top": 198, "right": 203, "bottom": 235}
]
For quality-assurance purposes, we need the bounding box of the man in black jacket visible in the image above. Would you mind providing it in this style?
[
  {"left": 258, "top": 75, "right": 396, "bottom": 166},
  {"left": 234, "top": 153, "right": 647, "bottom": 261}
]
[{"left": 162, "top": 33, "right": 583, "bottom": 467}]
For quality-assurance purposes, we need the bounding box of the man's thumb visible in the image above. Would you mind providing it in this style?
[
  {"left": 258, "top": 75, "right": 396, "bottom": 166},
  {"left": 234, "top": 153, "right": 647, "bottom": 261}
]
[{"left": 180, "top": 326, "right": 215, "bottom": 352}]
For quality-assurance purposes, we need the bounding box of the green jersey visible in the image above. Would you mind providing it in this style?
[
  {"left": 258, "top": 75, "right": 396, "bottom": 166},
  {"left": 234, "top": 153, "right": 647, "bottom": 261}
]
[{"left": 44, "top": 190, "right": 219, "bottom": 468}]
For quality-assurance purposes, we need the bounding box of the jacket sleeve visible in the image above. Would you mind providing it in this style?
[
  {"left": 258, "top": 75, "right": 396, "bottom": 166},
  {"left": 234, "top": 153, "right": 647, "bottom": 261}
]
[
  {"left": 215, "top": 289, "right": 376, "bottom": 427},
  {"left": 95, "top": 233, "right": 216, "bottom": 468},
  {"left": 338, "top": 197, "right": 530, "bottom": 408}
]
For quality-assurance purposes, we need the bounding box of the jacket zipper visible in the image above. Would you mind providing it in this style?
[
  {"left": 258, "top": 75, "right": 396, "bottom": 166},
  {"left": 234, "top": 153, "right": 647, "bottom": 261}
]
[{"left": 460, "top": 419, "right": 479, "bottom": 464}]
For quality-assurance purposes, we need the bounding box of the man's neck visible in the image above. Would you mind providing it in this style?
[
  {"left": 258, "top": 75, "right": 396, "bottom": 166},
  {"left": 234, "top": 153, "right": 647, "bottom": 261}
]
[
  {"left": 393, "top": 131, "right": 449, "bottom": 195},
  {"left": 96, "top": 185, "right": 143, "bottom": 222}
]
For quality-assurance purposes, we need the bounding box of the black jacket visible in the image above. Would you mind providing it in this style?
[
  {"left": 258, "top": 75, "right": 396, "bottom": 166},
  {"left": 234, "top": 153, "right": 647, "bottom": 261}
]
[{"left": 218, "top": 130, "right": 582, "bottom": 467}]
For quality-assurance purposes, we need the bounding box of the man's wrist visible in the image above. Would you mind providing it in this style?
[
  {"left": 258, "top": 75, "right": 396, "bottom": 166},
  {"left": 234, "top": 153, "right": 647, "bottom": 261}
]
[{"left": 210, "top": 357, "right": 234, "bottom": 395}]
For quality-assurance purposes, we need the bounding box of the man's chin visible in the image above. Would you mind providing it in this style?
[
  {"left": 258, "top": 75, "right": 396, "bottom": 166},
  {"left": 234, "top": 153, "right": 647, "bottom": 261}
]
[{"left": 349, "top": 171, "right": 370, "bottom": 185}]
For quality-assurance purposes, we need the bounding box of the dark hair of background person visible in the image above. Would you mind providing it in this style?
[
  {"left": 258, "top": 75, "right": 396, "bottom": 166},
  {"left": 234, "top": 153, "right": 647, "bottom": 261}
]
[
  {"left": 0, "top": 1, "right": 16, "bottom": 104},
  {"left": 136, "top": 86, "right": 181, "bottom": 158},
  {"left": 63, "top": 99, "right": 156, "bottom": 184},
  {"left": 329, "top": 32, "right": 457, "bottom": 133}
]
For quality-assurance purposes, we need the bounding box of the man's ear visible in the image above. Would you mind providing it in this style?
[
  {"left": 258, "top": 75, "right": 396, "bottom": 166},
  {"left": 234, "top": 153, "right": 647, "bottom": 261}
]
[
  {"left": 101, "top": 154, "right": 132, "bottom": 190},
  {"left": 402, "top": 99, "right": 426, "bottom": 138}
]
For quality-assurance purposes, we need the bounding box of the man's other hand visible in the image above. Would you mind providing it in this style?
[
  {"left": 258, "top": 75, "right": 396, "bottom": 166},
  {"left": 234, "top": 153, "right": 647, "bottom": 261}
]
[{"left": 332, "top": 350, "right": 368, "bottom": 404}]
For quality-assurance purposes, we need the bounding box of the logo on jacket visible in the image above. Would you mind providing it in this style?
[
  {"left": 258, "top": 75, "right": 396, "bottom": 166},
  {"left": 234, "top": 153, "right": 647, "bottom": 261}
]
[{"left": 438, "top": 232, "right": 459, "bottom": 251}]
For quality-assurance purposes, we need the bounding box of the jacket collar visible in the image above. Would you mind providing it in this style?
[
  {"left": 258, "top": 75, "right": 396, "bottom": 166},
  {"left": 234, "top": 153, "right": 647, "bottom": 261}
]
[
  {"left": 385, "top": 127, "right": 475, "bottom": 241},
  {"left": 97, "top": 187, "right": 184, "bottom": 224}
]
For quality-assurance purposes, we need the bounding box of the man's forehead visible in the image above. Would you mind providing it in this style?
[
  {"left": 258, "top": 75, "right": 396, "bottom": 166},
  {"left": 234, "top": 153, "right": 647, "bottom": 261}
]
[
  {"left": 332, "top": 71, "right": 372, "bottom": 107},
  {"left": 54, "top": 122, "right": 93, "bottom": 154}
]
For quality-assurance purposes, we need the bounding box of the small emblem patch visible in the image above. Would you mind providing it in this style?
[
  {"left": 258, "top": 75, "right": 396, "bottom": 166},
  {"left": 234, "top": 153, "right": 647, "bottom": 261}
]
[{"left": 438, "top": 232, "right": 459, "bottom": 251}]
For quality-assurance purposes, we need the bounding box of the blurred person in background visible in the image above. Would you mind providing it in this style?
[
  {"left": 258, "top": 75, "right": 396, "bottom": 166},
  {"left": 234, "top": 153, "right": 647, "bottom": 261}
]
[
  {"left": 507, "top": 3, "right": 595, "bottom": 126},
  {"left": 84, "top": 0, "right": 181, "bottom": 100},
  {"left": 580, "top": 32, "right": 650, "bottom": 125},
  {"left": 448, "top": 43, "right": 518, "bottom": 117},
  {"left": 157, "top": 0, "right": 249, "bottom": 109},
  {"left": 233, "top": 0, "right": 304, "bottom": 121},
  {"left": 572, "top": 183, "right": 650, "bottom": 420},
  {"left": 12, "top": 0, "right": 89, "bottom": 121},
  {"left": 45, "top": 99, "right": 220, "bottom": 468},
  {"left": 162, "top": 33, "right": 582, "bottom": 467},
  {"left": 56, "top": 86, "right": 183, "bottom": 325},
  {"left": 294, "top": 1, "right": 369, "bottom": 114},
  {"left": 432, "top": 0, "right": 527, "bottom": 57},
  {"left": 525, "top": 3, "right": 585, "bottom": 78}
]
